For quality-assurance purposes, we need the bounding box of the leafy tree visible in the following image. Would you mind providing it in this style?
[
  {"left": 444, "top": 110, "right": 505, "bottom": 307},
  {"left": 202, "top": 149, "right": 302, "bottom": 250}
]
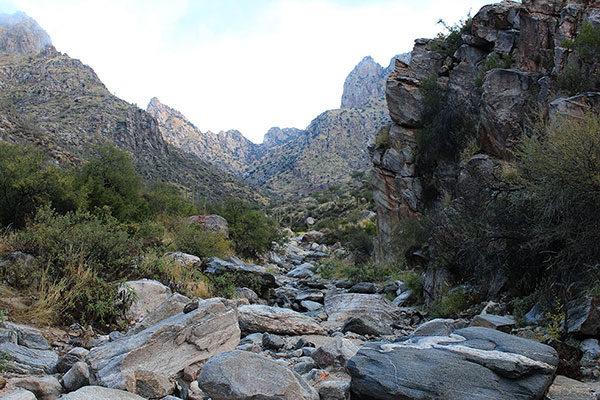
[
  {"left": 212, "top": 198, "right": 281, "bottom": 259},
  {"left": 0, "top": 142, "right": 78, "bottom": 228},
  {"left": 75, "top": 143, "right": 148, "bottom": 222},
  {"left": 144, "top": 181, "right": 193, "bottom": 217}
]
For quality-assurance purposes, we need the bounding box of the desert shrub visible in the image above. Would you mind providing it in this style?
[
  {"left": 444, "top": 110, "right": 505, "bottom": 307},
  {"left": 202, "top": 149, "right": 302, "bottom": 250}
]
[
  {"left": 318, "top": 256, "right": 401, "bottom": 284},
  {"left": 430, "top": 287, "right": 473, "bottom": 318},
  {"left": 171, "top": 223, "right": 232, "bottom": 259},
  {"left": 431, "top": 17, "right": 473, "bottom": 57},
  {"left": 475, "top": 53, "right": 513, "bottom": 87},
  {"left": 447, "top": 111, "right": 600, "bottom": 306},
  {"left": 416, "top": 77, "right": 476, "bottom": 204},
  {"left": 0, "top": 142, "right": 79, "bottom": 228},
  {"left": 400, "top": 270, "right": 424, "bottom": 303},
  {"left": 206, "top": 272, "right": 263, "bottom": 298},
  {"left": 556, "top": 66, "right": 593, "bottom": 95},
  {"left": 143, "top": 181, "right": 193, "bottom": 217},
  {"left": 75, "top": 144, "right": 149, "bottom": 222},
  {"left": 209, "top": 199, "right": 281, "bottom": 259},
  {"left": 563, "top": 21, "right": 600, "bottom": 62},
  {"left": 8, "top": 206, "right": 138, "bottom": 282},
  {"left": 374, "top": 125, "right": 391, "bottom": 149}
]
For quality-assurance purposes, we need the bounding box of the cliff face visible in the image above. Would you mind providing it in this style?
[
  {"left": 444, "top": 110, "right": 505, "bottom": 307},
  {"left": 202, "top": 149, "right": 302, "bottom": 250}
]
[
  {"left": 371, "top": 0, "right": 600, "bottom": 300},
  {"left": 0, "top": 12, "right": 265, "bottom": 204}
]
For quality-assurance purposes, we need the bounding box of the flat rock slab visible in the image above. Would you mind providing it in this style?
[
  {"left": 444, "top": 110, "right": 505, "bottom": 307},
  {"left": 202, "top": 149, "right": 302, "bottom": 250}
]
[
  {"left": 87, "top": 298, "right": 239, "bottom": 391},
  {"left": 347, "top": 327, "right": 558, "bottom": 400},
  {"left": 58, "top": 386, "right": 145, "bottom": 399},
  {"left": 471, "top": 314, "right": 516, "bottom": 333},
  {"left": 238, "top": 304, "right": 324, "bottom": 335},
  {"left": 546, "top": 375, "right": 600, "bottom": 400},
  {"left": 324, "top": 292, "right": 400, "bottom": 329},
  {"left": 202, "top": 257, "right": 278, "bottom": 290},
  {"left": 198, "top": 350, "right": 319, "bottom": 400}
]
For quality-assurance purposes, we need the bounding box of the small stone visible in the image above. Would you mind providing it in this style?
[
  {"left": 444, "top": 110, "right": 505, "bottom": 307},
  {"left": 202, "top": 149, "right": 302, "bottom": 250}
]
[
  {"left": 108, "top": 331, "right": 124, "bottom": 342},
  {"left": 14, "top": 376, "right": 63, "bottom": 400},
  {"left": 471, "top": 314, "right": 516, "bottom": 333},
  {"left": 317, "top": 380, "right": 351, "bottom": 400},
  {"left": 56, "top": 347, "right": 89, "bottom": 374},
  {"left": 349, "top": 282, "right": 377, "bottom": 294},
  {"left": 61, "top": 361, "right": 90, "bottom": 392},
  {"left": 262, "top": 333, "right": 286, "bottom": 351},
  {"left": 183, "top": 301, "right": 199, "bottom": 314}
]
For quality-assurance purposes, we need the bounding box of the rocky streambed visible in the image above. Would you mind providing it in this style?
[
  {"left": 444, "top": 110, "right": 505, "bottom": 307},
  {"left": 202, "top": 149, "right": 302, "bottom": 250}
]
[{"left": 0, "top": 232, "right": 599, "bottom": 400}]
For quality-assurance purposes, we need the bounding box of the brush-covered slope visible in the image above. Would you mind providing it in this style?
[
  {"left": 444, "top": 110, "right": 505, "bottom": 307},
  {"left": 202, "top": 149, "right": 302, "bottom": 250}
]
[{"left": 0, "top": 12, "right": 266, "bottom": 204}]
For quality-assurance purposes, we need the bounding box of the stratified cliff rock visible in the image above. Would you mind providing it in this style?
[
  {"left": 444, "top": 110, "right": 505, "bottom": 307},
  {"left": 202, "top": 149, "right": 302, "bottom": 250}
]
[{"left": 371, "top": 0, "right": 600, "bottom": 302}]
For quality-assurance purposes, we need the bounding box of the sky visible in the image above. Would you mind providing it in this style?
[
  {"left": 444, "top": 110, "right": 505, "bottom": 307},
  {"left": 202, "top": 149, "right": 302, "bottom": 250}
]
[{"left": 0, "top": 0, "right": 498, "bottom": 143}]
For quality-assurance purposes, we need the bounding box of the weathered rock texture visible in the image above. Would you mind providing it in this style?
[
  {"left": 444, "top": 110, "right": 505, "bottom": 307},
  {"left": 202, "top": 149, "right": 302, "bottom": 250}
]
[
  {"left": 371, "top": 0, "right": 600, "bottom": 301},
  {"left": 347, "top": 327, "right": 558, "bottom": 400},
  {"left": 0, "top": 15, "right": 264, "bottom": 204},
  {"left": 86, "top": 298, "right": 239, "bottom": 392},
  {"left": 198, "top": 350, "right": 319, "bottom": 400}
]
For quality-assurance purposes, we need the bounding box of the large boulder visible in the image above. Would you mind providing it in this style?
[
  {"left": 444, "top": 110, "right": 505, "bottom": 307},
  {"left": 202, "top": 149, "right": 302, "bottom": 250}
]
[
  {"left": 478, "top": 69, "right": 540, "bottom": 159},
  {"left": 324, "top": 292, "right": 400, "bottom": 329},
  {"left": 549, "top": 92, "right": 600, "bottom": 121},
  {"left": 386, "top": 60, "right": 423, "bottom": 128},
  {"left": 347, "top": 327, "right": 558, "bottom": 400},
  {"left": 58, "top": 386, "right": 145, "bottom": 400},
  {"left": 128, "top": 292, "right": 190, "bottom": 335},
  {"left": 0, "top": 342, "right": 57, "bottom": 374},
  {"left": 86, "top": 298, "right": 240, "bottom": 392},
  {"left": 546, "top": 375, "right": 600, "bottom": 400},
  {"left": 186, "top": 215, "right": 229, "bottom": 236},
  {"left": 312, "top": 337, "right": 359, "bottom": 369},
  {"left": 198, "top": 350, "right": 319, "bottom": 400},
  {"left": 237, "top": 304, "right": 324, "bottom": 335},
  {"left": 566, "top": 295, "right": 600, "bottom": 336},
  {"left": 121, "top": 279, "right": 172, "bottom": 323},
  {"left": 202, "top": 257, "right": 278, "bottom": 293}
]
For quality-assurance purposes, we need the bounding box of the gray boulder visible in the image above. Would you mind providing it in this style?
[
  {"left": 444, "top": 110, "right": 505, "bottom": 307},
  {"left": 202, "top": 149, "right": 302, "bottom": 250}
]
[
  {"left": 1, "top": 391, "right": 37, "bottom": 400},
  {"left": 471, "top": 314, "right": 516, "bottom": 333},
  {"left": 0, "top": 342, "right": 57, "bottom": 374},
  {"left": 121, "top": 279, "right": 172, "bottom": 323},
  {"left": 56, "top": 347, "right": 89, "bottom": 374},
  {"left": 317, "top": 380, "right": 351, "bottom": 400},
  {"left": 1, "top": 322, "right": 50, "bottom": 350},
  {"left": 238, "top": 304, "right": 324, "bottom": 335},
  {"left": 349, "top": 282, "right": 377, "bottom": 294},
  {"left": 14, "top": 376, "right": 62, "bottom": 400},
  {"left": 58, "top": 386, "right": 145, "bottom": 399},
  {"left": 60, "top": 361, "right": 89, "bottom": 393},
  {"left": 312, "top": 337, "right": 359, "bottom": 369},
  {"left": 198, "top": 350, "right": 319, "bottom": 400},
  {"left": 324, "top": 292, "right": 400, "bottom": 329},
  {"left": 567, "top": 295, "right": 600, "bottom": 336},
  {"left": 202, "top": 257, "right": 277, "bottom": 291},
  {"left": 412, "top": 318, "right": 469, "bottom": 336},
  {"left": 347, "top": 327, "right": 558, "bottom": 400},
  {"left": 342, "top": 316, "right": 393, "bottom": 336},
  {"left": 128, "top": 292, "right": 190, "bottom": 335},
  {"left": 546, "top": 375, "right": 600, "bottom": 400},
  {"left": 86, "top": 298, "right": 239, "bottom": 391}
]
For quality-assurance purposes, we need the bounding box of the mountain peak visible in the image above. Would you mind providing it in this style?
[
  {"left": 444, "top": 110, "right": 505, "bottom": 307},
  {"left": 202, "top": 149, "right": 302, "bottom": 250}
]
[
  {"left": 340, "top": 56, "right": 385, "bottom": 109},
  {"left": 0, "top": 11, "right": 52, "bottom": 54}
]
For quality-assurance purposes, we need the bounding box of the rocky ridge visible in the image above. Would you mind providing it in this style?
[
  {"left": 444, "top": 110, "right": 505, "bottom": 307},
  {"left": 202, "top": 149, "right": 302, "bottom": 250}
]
[
  {"left": 370, "top": 0, "right": 600, "bottom": 300},
  {"left": 148, "top": 56, "right": 403, "bottom": 196},
  {"left": 0, "top": 12, "right": 265, "bottom": 204}
]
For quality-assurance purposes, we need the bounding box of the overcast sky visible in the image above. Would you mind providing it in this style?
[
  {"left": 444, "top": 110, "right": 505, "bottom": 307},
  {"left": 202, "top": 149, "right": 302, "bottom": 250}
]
[{"left": 0, "top": 0, "right": 498, "bottom": 143}]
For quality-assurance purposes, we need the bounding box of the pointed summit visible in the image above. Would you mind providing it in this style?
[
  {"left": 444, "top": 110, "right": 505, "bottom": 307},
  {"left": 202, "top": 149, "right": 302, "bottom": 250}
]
[
  {"left": 340, "top": 56, "right": 385, "bottom": 109},
  {"left": 0, "top": 11, "right": 52, "bottom": 54}
]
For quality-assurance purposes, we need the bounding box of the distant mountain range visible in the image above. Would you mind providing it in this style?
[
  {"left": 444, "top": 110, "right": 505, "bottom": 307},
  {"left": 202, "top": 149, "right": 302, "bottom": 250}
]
[
  {"left": 0, "top": 10, "right": 408, "bottom": 201},
  {"left": 148, "top": 54, "right": 409, "bottom": 196},
  {"left": 0, "top": 12, "right": 267, "bottom": 204}
]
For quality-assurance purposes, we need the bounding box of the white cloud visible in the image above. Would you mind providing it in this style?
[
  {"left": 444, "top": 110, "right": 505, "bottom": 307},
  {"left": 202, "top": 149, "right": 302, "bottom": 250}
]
[{"left": 12, "top": 0, "right": 496, "bottom": 142}]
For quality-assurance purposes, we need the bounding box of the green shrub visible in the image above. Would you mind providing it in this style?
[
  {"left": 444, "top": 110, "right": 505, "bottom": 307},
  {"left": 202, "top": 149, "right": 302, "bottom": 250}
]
[
  {"left": 400, "top": 270, "right": 424, "bottom": 303},
  {"left": 567, "top": 21, "right": 600, "bottom": 62},
  {"left": 143, "top": 182, "right": 193, "bottom": 217},
  {"left": 556, "top": 65, "right": 593, "bottom": 95},
  {"left": 0, "top": 142, "right": 79, "bottom": 228},
  {"left": 171, "top": 223, "right": 232, "bottom": 259},
  {"left": 430, "top": 287, "right": 473, "bottom": 318},
  {"left": 430, "top": 17, "right": 472, "bottom": 57},
  {"left": 75, "top": 143, "right": 149, "bottom": 222},
  {"left": 208, "top": 199, "right": 281, "bottom": 259},
  {"left": 8, "top": 207, "right": 138, "bottom": 282},
  {"left": 375, "top": 126, "right": 391, "bottom": 149}
]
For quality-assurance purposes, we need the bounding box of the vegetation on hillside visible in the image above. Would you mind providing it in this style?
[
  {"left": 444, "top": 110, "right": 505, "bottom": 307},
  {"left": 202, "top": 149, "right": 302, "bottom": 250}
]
[{"left": 0, "top": 141, "right": 279, "bottom": 329}]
